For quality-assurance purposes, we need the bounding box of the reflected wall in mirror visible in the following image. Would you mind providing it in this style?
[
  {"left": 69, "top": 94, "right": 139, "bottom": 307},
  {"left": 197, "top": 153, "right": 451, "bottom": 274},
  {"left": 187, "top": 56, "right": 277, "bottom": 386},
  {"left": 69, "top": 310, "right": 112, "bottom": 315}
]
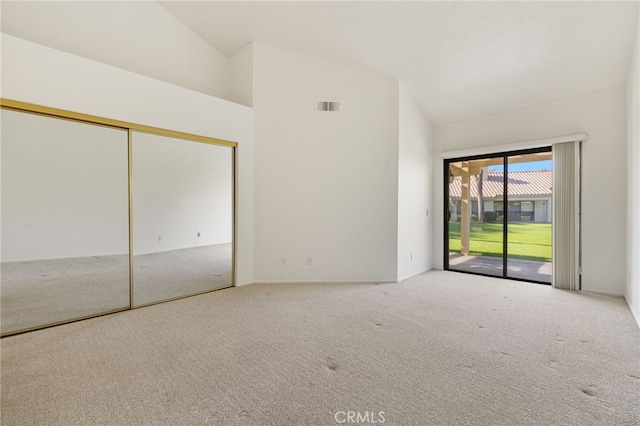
[
  {"left": 132, "top": 131, "right": 233, "bottom": 307},
  {"left": 1, "top": 109, "right": 130, "bottom": 335}
]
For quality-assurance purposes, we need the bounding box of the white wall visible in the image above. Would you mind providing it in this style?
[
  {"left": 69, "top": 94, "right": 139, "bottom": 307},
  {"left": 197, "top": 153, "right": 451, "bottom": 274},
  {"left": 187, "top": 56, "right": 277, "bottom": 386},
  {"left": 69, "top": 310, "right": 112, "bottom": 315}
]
[
  {"left": 1, "top": 34, "right": 255, "bottom": 285},
  {"left": 0, "top": 1, "right": 231, "bottom": 102},
  {"left": 434, "top": 89, "right": 628, "bottom": 296},
  {"left": 398, "top": 84, "right": 433, "bottom": 281},
  {"left": 252, "top": 43, "right": 399, "bottom": 283},
  {"left": 626, "top": 24, "right": 640, "bottom": 326},
  {"left": 229, "top": 43, "right": 254, "bottom": 107}
]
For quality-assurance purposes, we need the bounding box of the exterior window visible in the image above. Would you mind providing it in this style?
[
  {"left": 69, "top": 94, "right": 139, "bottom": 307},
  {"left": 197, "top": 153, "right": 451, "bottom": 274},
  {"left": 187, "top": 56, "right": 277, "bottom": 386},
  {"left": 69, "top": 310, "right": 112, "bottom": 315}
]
[
  {"left": 445, "top": 146, "right": 552, "bottom": 284},
  {"left": 521, "top": 201, "right": 534, "bottom": 222}
]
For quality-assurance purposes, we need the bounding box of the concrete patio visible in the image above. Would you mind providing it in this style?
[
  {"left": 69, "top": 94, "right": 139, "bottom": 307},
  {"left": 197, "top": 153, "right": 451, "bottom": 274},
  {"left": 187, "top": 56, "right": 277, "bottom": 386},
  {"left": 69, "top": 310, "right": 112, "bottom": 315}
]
[{"left": 449, "top": 253, "right": 551, "bottom": 283}]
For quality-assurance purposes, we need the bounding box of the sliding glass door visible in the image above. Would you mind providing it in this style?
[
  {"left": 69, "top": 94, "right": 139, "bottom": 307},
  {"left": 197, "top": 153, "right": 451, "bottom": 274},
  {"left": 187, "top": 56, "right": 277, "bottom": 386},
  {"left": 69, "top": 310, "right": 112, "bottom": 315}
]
[
  {"left": 445, "top": 147, "right": 552, "bottom": 284},
  {"left": 506, "top": 153, "right": 552, "bottom": 282},
  {"left": 447, "top": 156, "right": 504, "bottom": 277}
]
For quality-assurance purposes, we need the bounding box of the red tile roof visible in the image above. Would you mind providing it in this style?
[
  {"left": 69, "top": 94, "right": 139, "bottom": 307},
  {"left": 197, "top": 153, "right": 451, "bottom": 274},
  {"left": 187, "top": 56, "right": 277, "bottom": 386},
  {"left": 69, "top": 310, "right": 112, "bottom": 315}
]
[{"left": 448, "top": 171, "right": 552, "bottom": 198}]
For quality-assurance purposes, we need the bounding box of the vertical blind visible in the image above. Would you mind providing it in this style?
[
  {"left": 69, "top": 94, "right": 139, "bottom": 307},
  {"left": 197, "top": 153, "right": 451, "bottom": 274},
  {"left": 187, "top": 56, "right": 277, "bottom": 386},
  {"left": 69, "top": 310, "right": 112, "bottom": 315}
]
[{"left": 552, "top": 141, "right": 581, "bottom": 290}]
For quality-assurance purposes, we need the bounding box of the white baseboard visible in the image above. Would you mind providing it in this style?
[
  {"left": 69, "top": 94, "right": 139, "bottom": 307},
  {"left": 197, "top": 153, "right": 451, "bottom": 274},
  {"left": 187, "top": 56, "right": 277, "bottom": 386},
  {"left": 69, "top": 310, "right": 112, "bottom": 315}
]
[
  {"left": 582, "top": 289, "right": 624, "bottom": 297},
  {"left": 397, "top": 267, "right": 432, "bottom": 282},
  {"left": 249, "top": 279, "right": 396, "bottom": 285},
  {"left": 624, "top": 294, "right": 640, "bottom": 329}
]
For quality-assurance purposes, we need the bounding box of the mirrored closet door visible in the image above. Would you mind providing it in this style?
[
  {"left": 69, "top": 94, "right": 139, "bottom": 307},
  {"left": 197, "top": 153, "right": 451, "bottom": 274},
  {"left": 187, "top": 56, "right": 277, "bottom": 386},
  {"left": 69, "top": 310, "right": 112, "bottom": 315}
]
[
  {"left": 131, "top": 132, "right": 234, "bottom": 307},
  {"left": 1, "top": 109, "right": 130, "bottom": 334},
  {"left": 1, "top": 101, "right": 236, "bottom": 336}
]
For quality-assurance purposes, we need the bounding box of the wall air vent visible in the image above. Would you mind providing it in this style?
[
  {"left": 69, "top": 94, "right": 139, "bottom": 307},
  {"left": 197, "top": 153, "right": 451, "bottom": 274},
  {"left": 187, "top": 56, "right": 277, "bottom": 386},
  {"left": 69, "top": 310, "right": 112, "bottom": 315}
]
[{"left": 317, "top": 101, "right": 340, "bottom": 112}]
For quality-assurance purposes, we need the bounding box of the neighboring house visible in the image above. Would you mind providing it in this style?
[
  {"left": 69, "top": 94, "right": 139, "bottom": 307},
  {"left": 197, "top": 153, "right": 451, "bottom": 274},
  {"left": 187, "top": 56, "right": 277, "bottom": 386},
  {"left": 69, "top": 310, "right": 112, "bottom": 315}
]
[{"left": 449, "top": 170, "right": 552, "bottom": 223}]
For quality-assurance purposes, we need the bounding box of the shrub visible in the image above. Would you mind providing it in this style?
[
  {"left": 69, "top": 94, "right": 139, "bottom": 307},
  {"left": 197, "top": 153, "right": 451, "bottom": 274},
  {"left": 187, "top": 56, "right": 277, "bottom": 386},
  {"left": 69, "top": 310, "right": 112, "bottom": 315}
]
[{"left": 484, "top": 211, "right": 498, "bottom": 223}]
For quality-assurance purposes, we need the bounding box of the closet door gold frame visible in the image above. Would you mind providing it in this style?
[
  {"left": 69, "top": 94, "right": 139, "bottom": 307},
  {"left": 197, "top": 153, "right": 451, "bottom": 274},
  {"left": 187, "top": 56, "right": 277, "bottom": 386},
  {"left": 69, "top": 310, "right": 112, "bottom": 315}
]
[{"left": 0, "top": 98, "right": 237, "bottom": 337}]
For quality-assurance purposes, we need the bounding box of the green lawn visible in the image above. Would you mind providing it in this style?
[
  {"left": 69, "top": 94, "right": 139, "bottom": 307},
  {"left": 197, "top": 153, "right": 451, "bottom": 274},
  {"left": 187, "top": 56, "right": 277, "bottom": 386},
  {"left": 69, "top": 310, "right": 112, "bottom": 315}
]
[{"left": 448, "top": 222, "right": 551, "bottom": 262}]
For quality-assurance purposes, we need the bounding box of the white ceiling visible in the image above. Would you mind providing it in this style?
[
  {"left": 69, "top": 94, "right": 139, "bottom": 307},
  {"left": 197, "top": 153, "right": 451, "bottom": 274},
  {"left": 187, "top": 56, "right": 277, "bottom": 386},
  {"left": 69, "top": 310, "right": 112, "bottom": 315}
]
[{"left": 159, "top": 1, "right": 639, "bottom": 125}]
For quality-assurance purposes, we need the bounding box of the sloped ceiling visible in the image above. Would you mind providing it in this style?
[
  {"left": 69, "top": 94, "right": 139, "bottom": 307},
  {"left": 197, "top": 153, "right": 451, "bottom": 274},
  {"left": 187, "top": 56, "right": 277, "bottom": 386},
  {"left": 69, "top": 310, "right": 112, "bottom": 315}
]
[{"left": 159, "top": 1, "right": 639, "bottom": 125}]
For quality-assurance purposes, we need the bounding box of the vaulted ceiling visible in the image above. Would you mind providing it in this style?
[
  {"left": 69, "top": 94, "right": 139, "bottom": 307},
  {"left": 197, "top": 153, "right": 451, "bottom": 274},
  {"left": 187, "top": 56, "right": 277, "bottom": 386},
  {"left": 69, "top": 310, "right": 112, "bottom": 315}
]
[
  {"left": 1, "top": 2, "right": 638, "bottom": 125},
  {"left": 159, "top": 1, "right": 639, "bottom": 124}
]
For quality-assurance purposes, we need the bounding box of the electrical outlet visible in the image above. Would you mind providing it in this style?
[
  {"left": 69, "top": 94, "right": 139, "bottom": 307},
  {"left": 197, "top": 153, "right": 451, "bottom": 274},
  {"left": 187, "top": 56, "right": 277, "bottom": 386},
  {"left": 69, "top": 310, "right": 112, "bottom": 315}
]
[
  {"left": 307, "top": 256, "right": 313, "bottom": 266},
  {"left": 197, "top": 232, "right": 201, "bottom": 237},
  {"left": 158, "top": 235, "right": 163, "bottom": 242},
  {"left": 281, "top": 257, "right": 287, "bottom": 266}
]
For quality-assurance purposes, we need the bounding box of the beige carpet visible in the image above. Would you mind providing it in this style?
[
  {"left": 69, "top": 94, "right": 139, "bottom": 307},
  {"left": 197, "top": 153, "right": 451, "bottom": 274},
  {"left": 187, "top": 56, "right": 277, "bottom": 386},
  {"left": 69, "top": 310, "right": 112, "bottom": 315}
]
[
  {"left": 1, "top": 244, "right": 232, "bottom": 335},
  {"left": 1, "top": 270, "right": 639, "bottom": 425}
]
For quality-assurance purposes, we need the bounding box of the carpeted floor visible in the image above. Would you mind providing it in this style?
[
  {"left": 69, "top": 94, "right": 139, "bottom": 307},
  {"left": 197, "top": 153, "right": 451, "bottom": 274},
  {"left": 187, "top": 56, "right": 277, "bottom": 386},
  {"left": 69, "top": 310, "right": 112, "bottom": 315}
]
[
  {"left": 1, "top": 270, "right": 639, "bottom": 425},
  {"left": 1, "top": 244, "right": 232, "bottom": 334}
]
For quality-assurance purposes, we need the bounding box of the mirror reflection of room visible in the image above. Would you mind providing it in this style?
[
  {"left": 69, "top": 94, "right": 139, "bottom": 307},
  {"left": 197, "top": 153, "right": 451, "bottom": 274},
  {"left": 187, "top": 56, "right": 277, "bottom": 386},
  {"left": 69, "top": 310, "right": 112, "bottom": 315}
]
[
  {"left": 132, "top": 132, "right": 233, "bottom": 307},
  {"left": 1, "top": 109, "right": 130, "bottom": 334},
  {"left": 1, "top": 108, "right": 235, "bottom": 336}
]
